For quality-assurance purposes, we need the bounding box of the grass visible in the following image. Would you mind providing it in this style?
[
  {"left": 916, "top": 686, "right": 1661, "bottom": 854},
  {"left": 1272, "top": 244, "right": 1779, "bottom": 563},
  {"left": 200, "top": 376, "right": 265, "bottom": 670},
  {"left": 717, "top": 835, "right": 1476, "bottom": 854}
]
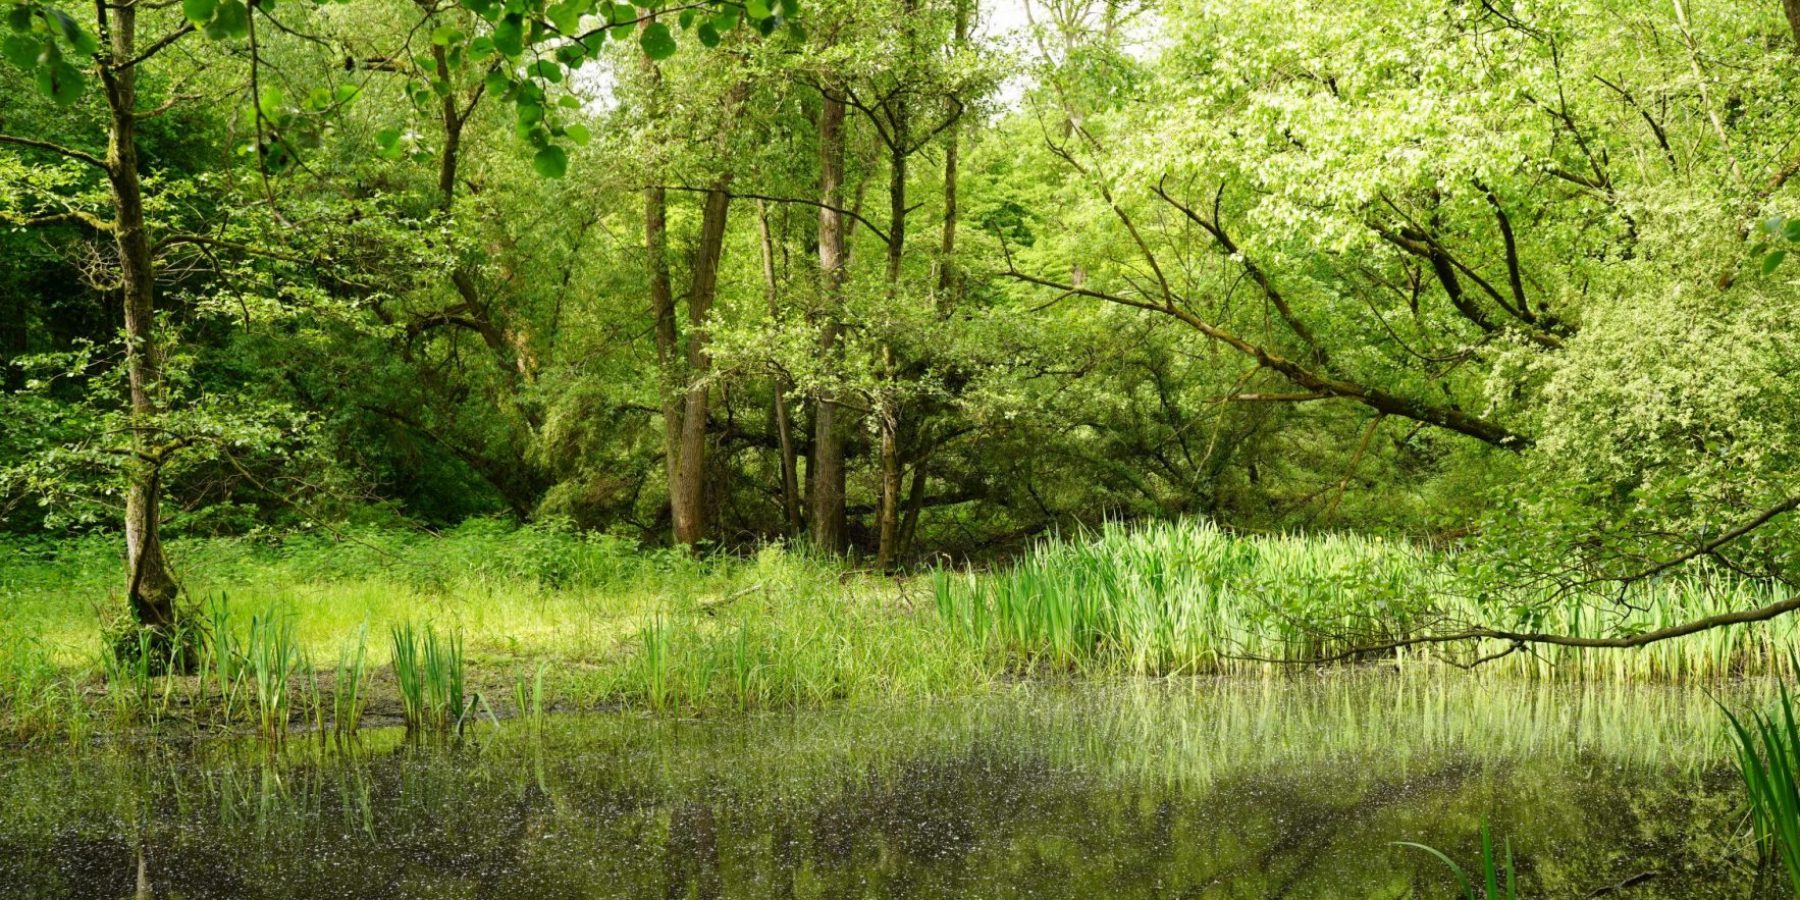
[{"left": 1, "top": 517, "right": 1796, "bottom": 745}]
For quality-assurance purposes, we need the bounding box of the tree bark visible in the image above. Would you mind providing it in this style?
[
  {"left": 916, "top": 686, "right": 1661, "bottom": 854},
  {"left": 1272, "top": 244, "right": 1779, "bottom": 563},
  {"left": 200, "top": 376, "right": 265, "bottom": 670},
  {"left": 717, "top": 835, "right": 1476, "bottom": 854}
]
[
  {"left": 100, "top": 1, "right": 181, "bottom": 636},
  {"left": 756, "top": 200, "right": 804, "bottom": 536},
  {"left": 809, "top": 90, "right": 850, "bottom": 553},
  {"left": 873, "top": 89, "right": 910, "bottom": 571},
  {"left": 1784, "top": 0, "right": 1800, "bottom": 52},
  {"left": 671, "top": 184, "right": 732, "bottom": 546},
  {"left": 641, "top": 31, "right": 683, "bottom": 536}
]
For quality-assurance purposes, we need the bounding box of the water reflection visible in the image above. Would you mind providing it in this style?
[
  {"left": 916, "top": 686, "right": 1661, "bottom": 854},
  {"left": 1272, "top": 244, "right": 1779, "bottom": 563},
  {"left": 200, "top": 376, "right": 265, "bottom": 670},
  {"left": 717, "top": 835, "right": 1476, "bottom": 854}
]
[{"left": 0, "top": 675, "right": 1764, "bottom": 898}]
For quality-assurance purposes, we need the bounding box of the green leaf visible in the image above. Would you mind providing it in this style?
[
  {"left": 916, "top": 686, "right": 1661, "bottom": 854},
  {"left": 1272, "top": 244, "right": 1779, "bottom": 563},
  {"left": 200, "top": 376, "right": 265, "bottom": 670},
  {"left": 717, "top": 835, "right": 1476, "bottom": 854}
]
[
  {"left": 696, "top": 21, "right": 718, "bottom": 47},
  {"left": 677, "top": 8, "right": 693, "bottom": 29},
  {"left": 1783, "top": 219, "right": 1800, "bottom": 244},
  {"left": 493, "top": 14, "right": 524, "bottom": 56},
  {"left": 429, "top": 25, "right": 462, "bottom": 46},
  {"left": 778, "top": 0, "right": 797, "bottom": 16},
  {"left": 205, "top": 0, "right": 247, "bottom": 39},
  {"left": 6, "top": 6, "right": 32, "bottom": 33},
  {"left": 527, "top": 59, "right": 561, "bottom": 82},
  {"left": 484, "top": 68, "right": 511, "bottom": 96},
  {"left": 563, "top": 122, "right": 590, "bottom": 145},
  {"left": 51, "top": 11, "right": 97, "bottom": 57},
  {"left": 745, "top": 0, "right": 770, "bottom": 20},
  {"left": 334, "top": 83, "right": 360, "bottom": 104},
  {"left": 515, "top": 99, "right": 543, "bottom": 125},
  {"left": 545, "top": 0, "right": 580, "bottom": 35},
  {"left": 36, "top": 59, "right": 82, "bottom": 105},
  {"left": 638, "top": 21, "right": 674, "bottom": 59},
  {"left": 532, "top": 144, "right": 567, "bottom": 178},
  {"left": 1763, "top": 249, "right": 1787, "bottom": 275},
  {"left": 712, "top": 6, "right": 740, "bottom": 30},
  {"left": 375, "top": 126, "right": 402, "bottom": 150},
  {"left": 2, "top": 33, "right": 38, "bottom": 68},
  {"left": 558, "top": 94, "right": 580, "bottom": 108},
  {"left": 182, "top": 0, "right": 218, "bottom": 24}
]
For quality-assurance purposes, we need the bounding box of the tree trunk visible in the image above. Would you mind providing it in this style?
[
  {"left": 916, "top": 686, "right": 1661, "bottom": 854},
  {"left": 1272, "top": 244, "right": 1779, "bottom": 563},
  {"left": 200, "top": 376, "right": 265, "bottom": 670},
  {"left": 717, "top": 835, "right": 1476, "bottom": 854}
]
[
  {"left": 1786, "top": 0, "right": 1800, "bottom": 51},
  {"left": 756, "top": 200, "right": 804, "bottom": 536},
  {"left": 874, "top": 87, "right": 911, "bottom": 571},
  {"left": 671, "top": 184, "right": 732, "bottom": 546},
  {"left": 809, "top": 90, "right": 850, "bottom": 553},
  {"left": 641, "top": 34, "right": 683, "bottom": 536},
  {"left": 100, "top": 2, "right": 181, "bottom": 636}
]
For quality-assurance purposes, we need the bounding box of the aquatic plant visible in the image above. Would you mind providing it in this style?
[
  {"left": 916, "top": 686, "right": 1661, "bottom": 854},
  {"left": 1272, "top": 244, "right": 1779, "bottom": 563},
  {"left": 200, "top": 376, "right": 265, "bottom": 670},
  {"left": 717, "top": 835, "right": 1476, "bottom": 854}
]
[
  {"left": 245, "top": 614, "right": 300, "bottom": 737},
  {"left": 332, "top": 624, "right": 371, "bottom": 735},
  {"left": 391, "top": 623, "right": 466, "bottom": 732},
  {"left": 1395, "top": 821, "right": 1517, "bottom": 899},
  {"left": 1723, "top": 686, "right": 1800, "bottom": 897},
  {"left": 933, "top": 520, "right": 1796, "bottom": 680},
  {"left": 513, "top": 661, "right": 546, "bottom": 728}
]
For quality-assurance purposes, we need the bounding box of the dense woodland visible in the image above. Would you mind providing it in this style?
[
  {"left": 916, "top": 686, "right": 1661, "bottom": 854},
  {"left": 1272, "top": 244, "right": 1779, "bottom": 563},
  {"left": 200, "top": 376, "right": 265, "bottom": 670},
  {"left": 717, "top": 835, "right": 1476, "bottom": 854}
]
[{"left": 5, "top": 0, "right": 1800, "bottom": 637}]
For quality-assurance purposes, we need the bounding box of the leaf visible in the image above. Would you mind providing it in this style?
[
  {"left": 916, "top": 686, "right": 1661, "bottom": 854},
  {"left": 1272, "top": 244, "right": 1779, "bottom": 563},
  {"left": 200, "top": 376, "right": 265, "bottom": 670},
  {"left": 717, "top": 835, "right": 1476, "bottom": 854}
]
[
  {"left": 6, "top": 6, "right": 32, "bottom": 33},
  {"left": 182, "top": 0, "right": 218, "bottom": 21},
  {"left": 429, "top": 25, "right": 462, "bottom": 46},
  {"left": 51, "top": 10, "right": 97, "bottom": 57},
  {"left": 334, "top": 83, "right": 360, "bottom": 104},
  {"left": 532, "top": 144, "right": 567, "bottom": 178},
  {"left": 1784, "top": 219, "right": 1800, "bottom": 244},
  {"left": 2, "top": 34, "right": 38, "bottom": 68},
  {"left": 493, "top": 14, "right": 524, "bottom": 56},
  {"left": 374, "top": 126, "right": 402, "bottom": 150},
  {"left": 545, "top": 0, "right": 580, "bottom": 35},
  {"left": 484, "top": 68, "right": 511, "bottom": 96},
  {"left": 638, "top": 21, "right": 674, "bottom": 59},
  {"left": 779, "top": 0, "right": 797, "bottom": 15},
  {"left": 563, "top": 122, "right": 590, "bottom": 145},
  {"left": 712, "top": 6, "right": 740, "bottom": 30},
  {"left": 1763, "top": 249, "right": 1787, "bottom": 276},
  {"left": 527, "top": 59, "right": 561, "bottom": 82},
  {"left": 745, "top": 0, "right": 770, "bottom": 19},
  {"left": 36, "top": 59, "right": 83, "bottom": 105},
  {"left": 696, "top": 21, "right": 718, "bottom": 47},
  {"left": 205, "top": 0, "right": 247, "bottom": 39}
]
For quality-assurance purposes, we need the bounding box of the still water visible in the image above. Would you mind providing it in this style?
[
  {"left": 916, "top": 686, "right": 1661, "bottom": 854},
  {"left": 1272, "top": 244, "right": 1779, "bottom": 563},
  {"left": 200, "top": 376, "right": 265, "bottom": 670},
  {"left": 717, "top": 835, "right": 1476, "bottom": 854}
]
[{"left": 0, "top": 675, "right": 1765, "bottom": 898}]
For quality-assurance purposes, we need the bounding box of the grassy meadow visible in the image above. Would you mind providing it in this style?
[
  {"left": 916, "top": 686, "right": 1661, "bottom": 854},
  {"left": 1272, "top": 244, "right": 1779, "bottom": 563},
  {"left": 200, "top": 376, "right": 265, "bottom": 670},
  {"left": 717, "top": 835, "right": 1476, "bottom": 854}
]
[{"left": 1, "top": 518, "right": 1795, "bottom": 745}]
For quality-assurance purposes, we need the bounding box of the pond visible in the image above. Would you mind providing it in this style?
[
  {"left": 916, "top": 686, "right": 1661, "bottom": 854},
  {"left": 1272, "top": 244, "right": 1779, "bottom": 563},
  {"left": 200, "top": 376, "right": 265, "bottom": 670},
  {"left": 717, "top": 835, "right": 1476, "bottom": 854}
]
[{"left": 0, "top": 674, "right": 1764, "bottom": 898}]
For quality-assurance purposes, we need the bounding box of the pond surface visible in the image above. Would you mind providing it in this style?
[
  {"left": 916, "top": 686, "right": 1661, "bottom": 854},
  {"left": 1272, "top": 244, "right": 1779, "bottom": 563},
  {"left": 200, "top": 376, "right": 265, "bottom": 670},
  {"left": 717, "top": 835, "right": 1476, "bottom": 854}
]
[{"left": 0, "top": 675, "right": 1767, "bottom": 898}]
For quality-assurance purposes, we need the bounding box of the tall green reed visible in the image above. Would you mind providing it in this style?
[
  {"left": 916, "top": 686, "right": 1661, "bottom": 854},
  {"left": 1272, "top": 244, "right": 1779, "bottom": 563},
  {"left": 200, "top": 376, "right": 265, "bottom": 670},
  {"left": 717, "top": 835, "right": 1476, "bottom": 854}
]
[
  {"left": 391, "top": 623, "right": 467, "bottom": 732},
  {"left": 244, "top": 614, "right": 300, "bottom": 737},
  {"left": 1723, "top": 685, "right": 1800, "bottom": 897}
]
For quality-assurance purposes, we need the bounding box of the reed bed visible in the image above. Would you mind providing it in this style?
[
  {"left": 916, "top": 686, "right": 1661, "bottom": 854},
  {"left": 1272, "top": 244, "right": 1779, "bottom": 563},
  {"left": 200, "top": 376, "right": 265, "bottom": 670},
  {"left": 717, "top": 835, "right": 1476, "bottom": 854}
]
[{"left": 932, "top": 520, "right": 1799, "bottom": 680}]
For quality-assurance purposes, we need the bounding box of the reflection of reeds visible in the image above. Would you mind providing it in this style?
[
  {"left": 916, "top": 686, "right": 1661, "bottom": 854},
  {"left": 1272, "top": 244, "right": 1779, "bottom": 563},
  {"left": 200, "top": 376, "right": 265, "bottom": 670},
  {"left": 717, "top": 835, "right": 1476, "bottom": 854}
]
[
  {"left": 932, "top": 520, "right": 1796, "bottom": 680},
  {"left": 332, "top": 624, "right": 371, "bottom": 735}
]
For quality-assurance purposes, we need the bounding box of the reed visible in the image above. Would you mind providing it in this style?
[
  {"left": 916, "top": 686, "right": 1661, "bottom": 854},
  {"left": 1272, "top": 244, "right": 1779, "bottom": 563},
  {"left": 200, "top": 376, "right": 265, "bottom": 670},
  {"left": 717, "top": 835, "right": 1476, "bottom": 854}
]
[
  {"left": 331, "top": 624, "right": 371, "bottom": 734},
  {"left": 391, "top": 623, "right": 466, "bottom": 732},
  {"left": 1723, "top": 686, "right": 1800, "bottom": 896},
  {"left": 513, "top": 661, "right": 546, "bottom": 728},
  {"left": 1395, "top": 822, "right": 1517, "bottom": 899},
  {"left": 932, "top": 520, "right": 1798, "bottom": 680},
  {"left": 244, "top": 614, "right": 300, "bottom": 737}
]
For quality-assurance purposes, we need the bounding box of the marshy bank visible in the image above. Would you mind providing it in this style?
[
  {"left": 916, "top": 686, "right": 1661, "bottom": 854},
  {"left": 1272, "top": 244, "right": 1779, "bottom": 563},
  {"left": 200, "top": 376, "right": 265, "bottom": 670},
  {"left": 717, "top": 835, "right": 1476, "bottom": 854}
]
[{"left": 4, "top": 520, "right": 1799, "bottom": 744}]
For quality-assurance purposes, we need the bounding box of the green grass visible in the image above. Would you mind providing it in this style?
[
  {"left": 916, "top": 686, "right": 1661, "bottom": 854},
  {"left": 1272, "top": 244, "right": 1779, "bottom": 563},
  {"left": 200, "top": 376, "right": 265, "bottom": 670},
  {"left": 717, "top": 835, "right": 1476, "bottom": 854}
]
[{"left": 1, "top": 517, "right": 1797, "bottom": 745}]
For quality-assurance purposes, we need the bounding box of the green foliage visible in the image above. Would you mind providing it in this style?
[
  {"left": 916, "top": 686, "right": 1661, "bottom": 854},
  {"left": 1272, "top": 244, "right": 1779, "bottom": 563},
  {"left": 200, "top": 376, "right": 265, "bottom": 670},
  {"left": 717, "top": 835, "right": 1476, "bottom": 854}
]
[{"left": 390, "top": 622, "right": 466, "bottom": 732}]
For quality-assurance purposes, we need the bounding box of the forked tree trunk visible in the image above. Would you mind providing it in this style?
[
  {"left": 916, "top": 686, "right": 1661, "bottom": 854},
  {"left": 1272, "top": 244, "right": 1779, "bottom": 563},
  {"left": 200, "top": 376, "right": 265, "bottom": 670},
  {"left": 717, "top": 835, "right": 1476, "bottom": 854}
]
[
  {"left": 809, "top": 90, "right": 850, "bottom": 553},
  {"left": 100, "top": 2, "right": 181, "bottom": 635}
]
